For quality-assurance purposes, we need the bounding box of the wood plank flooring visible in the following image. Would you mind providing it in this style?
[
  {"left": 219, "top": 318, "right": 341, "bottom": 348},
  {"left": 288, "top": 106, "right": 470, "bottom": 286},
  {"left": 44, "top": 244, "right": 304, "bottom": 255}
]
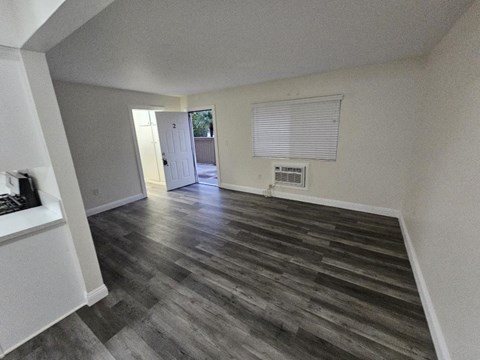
[{"left": 5, "top": 184, "right": 437, "bottom": 359}]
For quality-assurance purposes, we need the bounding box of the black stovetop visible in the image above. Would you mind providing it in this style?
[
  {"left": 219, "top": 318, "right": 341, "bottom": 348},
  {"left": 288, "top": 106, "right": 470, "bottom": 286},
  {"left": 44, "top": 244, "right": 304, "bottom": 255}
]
[{"left": 0, "top": 193, "right": 26, "bottom": 216}]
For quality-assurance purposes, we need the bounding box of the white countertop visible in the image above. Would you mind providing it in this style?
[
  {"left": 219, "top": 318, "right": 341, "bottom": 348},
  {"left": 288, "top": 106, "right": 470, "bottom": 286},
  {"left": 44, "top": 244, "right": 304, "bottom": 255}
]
[{"left": 0, "top": 190, "right": 65, "bottom": 244}]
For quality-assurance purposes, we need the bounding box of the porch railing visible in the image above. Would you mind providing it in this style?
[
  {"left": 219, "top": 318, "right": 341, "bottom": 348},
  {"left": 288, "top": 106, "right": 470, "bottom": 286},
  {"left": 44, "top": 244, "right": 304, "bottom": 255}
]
[{"left": 194, "top": 137, "right": 216, "bottom": 164}]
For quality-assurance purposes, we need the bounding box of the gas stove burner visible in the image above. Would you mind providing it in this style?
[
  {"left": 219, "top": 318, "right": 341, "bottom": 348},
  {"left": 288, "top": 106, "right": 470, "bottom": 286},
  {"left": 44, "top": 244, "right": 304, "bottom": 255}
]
[{"left": 0, "top": 193, "right": 27, "bottom": 216}]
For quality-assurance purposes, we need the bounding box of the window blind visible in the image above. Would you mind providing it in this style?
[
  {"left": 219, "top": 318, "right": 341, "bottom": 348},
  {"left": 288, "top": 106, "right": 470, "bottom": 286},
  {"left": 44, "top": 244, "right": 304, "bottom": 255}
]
[{"left": 252, "top": 95, "right": 343, "bottom": 160}]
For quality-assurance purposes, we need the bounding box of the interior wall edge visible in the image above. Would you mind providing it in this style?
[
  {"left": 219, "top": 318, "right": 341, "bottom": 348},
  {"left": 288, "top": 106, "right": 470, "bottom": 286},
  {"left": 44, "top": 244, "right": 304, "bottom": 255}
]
[
  {"left": 20, "top": 51, "right": 104, "bottom": 294},
  {"left": 398, "top": 213, "right": 451, "bottom": 360}
]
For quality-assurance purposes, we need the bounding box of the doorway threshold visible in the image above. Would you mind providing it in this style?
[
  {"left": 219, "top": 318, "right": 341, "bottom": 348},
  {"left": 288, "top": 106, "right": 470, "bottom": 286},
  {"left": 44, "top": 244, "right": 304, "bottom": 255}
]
[{"left": 198, "top": 181, "right": 218, "bottom": 187}]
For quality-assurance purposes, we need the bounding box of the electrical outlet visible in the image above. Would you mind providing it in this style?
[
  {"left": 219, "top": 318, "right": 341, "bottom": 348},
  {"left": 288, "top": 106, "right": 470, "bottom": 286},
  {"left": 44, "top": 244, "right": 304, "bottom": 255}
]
[{"left": 92, "top": 189, "right": 100, "bottom": 196}]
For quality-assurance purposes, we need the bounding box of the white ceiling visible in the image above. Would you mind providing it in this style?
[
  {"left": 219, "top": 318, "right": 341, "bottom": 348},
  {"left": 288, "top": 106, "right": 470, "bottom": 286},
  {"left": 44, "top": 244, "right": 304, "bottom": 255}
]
[{"left": 46, "top": 0, "right": 472, "bottom": 96}]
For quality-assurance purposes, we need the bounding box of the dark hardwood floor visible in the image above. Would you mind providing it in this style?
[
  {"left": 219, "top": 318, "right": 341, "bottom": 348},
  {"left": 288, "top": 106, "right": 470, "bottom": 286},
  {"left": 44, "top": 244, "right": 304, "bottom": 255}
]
[{"left": 5, "top": 184, "right": 436, "bottom": 359}]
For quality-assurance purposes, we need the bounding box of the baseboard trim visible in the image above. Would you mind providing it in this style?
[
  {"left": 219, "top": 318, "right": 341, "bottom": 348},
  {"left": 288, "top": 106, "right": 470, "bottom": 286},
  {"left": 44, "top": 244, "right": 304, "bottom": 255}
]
[
  {"left": 86, "top": 193, "right": 146, "bottom": 216},
  {"left": 86, "top": 284, "right": 109, "bottom": 306},
  {"left": 220, "top": 183, "right": 264, "bottom": 196},
  {"left": 1, "top": 302, "right": 85, "bottom": 358},
  {"left": 0, "top": 285, "right": 109, "bottom": 357},
  {"left": 398, "top": 214, "right": 450, "bottom": 360},
  {"left": 220, "top": 183, "right": 399, "bottom": 217},
  {"left": 273, "top": 190, "right": 400, "bottom": 218}
]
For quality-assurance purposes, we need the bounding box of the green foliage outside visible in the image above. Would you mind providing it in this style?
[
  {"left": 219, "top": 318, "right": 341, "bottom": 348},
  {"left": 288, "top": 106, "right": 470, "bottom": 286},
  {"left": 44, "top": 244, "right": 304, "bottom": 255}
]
[{"left": 191, "top": 111, "right": 213, "bottom": 137}]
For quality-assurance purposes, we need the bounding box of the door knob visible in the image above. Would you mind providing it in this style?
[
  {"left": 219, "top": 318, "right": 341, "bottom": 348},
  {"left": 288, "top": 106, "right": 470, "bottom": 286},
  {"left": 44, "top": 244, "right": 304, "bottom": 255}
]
[{"left": 162, "top": 153, "right": 168, "bottom": 166}]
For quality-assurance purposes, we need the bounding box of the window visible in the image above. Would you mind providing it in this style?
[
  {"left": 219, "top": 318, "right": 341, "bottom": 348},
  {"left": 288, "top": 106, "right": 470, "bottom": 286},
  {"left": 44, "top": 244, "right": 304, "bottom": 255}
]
[{"left": 252, "top": 95, "right": 343, "bottom": 160}]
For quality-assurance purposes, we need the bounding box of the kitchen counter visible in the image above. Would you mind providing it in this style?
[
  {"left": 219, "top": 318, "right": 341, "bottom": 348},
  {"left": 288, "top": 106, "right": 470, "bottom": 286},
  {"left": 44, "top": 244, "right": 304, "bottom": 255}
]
[{"left": 0, "top": 191, "right": 65, "bottom": 244}]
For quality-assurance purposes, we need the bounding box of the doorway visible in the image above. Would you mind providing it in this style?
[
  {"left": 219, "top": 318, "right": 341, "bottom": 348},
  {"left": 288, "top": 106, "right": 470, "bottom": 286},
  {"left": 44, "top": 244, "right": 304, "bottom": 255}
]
[
  {"left": 188, "top": 108, "right": 218, "bottom": 186},
  {"left": 131, "top": 108, "right": 199, "bottom": 194},
  {"left": 131, "top": 109, "right": 165, "bottom": 194}
]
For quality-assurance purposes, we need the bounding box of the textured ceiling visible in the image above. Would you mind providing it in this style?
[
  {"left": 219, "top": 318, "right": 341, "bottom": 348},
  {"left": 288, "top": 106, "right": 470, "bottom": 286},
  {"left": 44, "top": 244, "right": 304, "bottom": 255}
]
[{"left": 47, "top": 0, "right": 473, "bottom": 95}]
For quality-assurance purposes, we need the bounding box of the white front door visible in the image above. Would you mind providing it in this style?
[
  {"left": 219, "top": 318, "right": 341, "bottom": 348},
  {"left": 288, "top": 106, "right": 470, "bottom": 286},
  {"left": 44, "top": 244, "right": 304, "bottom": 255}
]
[{"left": 156, "top": 112, "right": 196, "bottom": 191}]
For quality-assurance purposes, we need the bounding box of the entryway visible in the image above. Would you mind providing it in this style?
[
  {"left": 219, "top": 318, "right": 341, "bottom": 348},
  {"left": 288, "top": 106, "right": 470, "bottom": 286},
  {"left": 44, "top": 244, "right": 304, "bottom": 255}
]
[
  {"left": 131, "top": 107, "right": 219, "bottom": 194},
  {"left": 188, "top": 108, "right": 218, "bottom": 187},
  {"left": 131, "top": 108, "right": 166, "bottom": 194}
]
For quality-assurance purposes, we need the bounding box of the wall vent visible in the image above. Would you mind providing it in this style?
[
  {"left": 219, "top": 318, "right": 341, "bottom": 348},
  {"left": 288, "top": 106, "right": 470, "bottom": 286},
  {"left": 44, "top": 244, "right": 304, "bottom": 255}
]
[{"left": 273, "top": 164, "right": 306, "bottom": 188}]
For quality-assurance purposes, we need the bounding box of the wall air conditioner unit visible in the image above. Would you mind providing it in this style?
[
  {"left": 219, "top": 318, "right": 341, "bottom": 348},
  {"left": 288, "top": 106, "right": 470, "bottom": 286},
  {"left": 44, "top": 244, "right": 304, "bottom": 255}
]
[{"left": 273, "top": 164, "right": 307, "bottom": 188}]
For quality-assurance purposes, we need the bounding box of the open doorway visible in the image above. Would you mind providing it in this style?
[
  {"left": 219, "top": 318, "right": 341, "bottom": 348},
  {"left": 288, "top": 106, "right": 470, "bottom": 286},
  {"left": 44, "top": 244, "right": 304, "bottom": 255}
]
[
  {"left": 131, "top": 106, "right": 218, "bottom": 194},
  {"left": 131, "top": 108, "right": 201, "bottom": 194},
  {"left": 131, "top": 108, "right": 166, "bottom": 195},
  {"left": 188, "top": 108, "right": 218, "bottom": 186}
]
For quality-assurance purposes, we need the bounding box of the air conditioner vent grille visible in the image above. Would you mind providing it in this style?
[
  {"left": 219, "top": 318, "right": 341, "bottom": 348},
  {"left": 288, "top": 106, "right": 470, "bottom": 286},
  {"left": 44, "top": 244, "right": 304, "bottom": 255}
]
[{"left": 273, "top": 165, "right": 306, "bottom": 188}]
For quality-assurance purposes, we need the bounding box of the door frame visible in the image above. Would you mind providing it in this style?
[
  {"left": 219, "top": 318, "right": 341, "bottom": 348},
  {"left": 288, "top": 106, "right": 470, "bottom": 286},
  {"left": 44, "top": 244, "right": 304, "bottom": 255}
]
[
  {"left": 187, "top": 105, "right": 221, "bottom": 186},
  {"left": 128, "top": 105, "right": 165, "bottom": 197}
]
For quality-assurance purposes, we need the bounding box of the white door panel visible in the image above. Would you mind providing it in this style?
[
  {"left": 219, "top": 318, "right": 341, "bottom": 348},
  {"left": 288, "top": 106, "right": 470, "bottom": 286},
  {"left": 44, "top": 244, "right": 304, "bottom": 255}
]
[{"left": 156, "top": 112, "right": 196, "bottom": 191}]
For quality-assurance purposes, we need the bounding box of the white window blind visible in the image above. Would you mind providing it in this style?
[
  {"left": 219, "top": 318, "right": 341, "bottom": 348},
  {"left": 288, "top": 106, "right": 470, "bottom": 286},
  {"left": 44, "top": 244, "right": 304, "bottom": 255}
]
[{"left": 252, "top": 95, "right": 343, "bottom": 160}]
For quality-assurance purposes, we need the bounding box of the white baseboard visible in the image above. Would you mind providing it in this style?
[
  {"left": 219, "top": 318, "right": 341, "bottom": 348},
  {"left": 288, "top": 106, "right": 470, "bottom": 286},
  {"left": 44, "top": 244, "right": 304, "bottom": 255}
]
[
  {"left": 1, "top": 302, "right": 85, "bottom": 358},
  {"left": 86, "top": 284, "right": 109, "bottom": 306},
  {"left": 220, "top": 183, "right": 264, "bottom": 196},
  {"left": 86, "top": 193, "right": 146, "bottom": 216},
  {"left": 273, "top": 190, "right": 400, "bottom": 218},
  {"left": 220, "top": 183, "right": 399, "bottom": 217},
  {"left": 398, "top": 214, "right": 450, "bottom": 360},
  {"left": 0, "top": 285, "right": 109, "bottom": 358}
]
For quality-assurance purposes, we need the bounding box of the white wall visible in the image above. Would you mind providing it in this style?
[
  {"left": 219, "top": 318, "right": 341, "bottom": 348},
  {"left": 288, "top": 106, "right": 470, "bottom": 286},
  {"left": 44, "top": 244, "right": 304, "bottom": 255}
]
[
  {"left": 22, "top": 0, "right": 114, "bottom": 52},
  {"left": 53, "top": 81, "right": 181, "bottom": 211},
  {"left": 0, "top": 46, "right": 48, "bottom": 171},
  {"left": 0, "top": 0, "right": 64, "bottom": 48},
  {"left": 21, "top": 51, "right": 104, "bottom": 294},
  {"left": 402, "top": 1, "right": 480, "bottom": 359},
  {"left": 0, "top": 0, "right": 113, "bottom": 51},
  {"left": 0, "top": 49, "right": 106, "bottom": 356},
  {"left": 187, "top": 58, "right": 424, "bottom": 212},
  {"left": 0, "top": 225, "right": 86, "bottom": 355}
]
